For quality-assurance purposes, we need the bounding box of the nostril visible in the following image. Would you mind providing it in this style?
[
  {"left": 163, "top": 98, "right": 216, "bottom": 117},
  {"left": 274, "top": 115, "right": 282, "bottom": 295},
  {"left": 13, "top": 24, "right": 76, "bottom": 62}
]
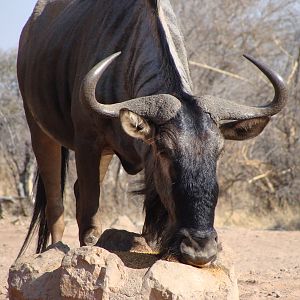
[
  {"left": 215, "top": 236, "right": 218, "bottom": 243},
  {"left": 182, "top": 237, "right": 193, "bottom": 248},
  {"left": 180, "top": 238, "right": 195, "bottom": 256}
]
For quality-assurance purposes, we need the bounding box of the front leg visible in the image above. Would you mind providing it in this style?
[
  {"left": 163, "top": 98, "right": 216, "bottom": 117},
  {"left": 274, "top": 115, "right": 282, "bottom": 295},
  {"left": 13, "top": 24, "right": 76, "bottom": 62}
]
[{"left": 75, "top": 140, "right": 102, "bottom": 246}]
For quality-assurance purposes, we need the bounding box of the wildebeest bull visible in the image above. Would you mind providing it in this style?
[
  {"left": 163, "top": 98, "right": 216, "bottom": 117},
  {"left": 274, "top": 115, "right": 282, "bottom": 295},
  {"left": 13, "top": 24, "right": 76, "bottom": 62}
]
[{"left": 17, "top": 0, "right": 287, "bottom": 266}]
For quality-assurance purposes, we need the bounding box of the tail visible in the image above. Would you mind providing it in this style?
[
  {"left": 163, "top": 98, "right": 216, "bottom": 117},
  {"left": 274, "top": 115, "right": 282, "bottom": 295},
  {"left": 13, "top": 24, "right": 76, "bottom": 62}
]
[{"left": 17, "top": 147, "right": 69, "bottom": 258}]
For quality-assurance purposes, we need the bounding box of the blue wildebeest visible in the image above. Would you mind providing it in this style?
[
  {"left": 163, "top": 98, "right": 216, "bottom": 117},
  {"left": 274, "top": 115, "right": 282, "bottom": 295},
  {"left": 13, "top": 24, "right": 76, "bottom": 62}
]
[{"left": 17, "top": 0, "right": 287, "bottom": 266}]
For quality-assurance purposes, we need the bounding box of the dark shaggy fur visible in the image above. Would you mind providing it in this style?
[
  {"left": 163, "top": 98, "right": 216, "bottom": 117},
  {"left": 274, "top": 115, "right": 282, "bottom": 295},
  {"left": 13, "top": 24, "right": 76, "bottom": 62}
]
[
  {"left": 141, "top": 153, "right": 169, "bottom": 243},
  {"left": 140, "top": 2, "right": 203, "bottom": 251}
]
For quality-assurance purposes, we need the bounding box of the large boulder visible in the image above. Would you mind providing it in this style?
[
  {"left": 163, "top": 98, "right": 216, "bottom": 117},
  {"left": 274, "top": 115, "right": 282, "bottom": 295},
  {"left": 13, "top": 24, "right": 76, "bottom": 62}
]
[
  {"left": 142, "top": 253, "right": 238, "bottom": 299},
  {"left": 8, "top": 230, "right": 239, "bottom": 300},
  {"left": 60, "top": 247, "right": 127, "bottom": 299},
  {"left": 8, "top": 242, "right": 70, "bottom": 300}
]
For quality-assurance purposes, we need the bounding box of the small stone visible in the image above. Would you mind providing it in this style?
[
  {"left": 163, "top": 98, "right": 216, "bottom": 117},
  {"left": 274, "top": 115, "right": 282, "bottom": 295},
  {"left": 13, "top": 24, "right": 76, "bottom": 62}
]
[
  {"left": 280, "top": 268, "right": 287, "bottom": 272},
  {"left": 268, "top": 291, "right": 282, "bottom": 298},
  {"left": 245, "top": 279, "right": 257, "bottom": 284},
  {"left": 274, "top": 291, "right": 282, "bottom": 298}
]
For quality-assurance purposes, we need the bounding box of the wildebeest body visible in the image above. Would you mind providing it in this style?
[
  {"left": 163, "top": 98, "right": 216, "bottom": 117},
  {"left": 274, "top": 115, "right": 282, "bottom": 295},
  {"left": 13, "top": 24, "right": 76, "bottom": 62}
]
[
  {"left": 18, "top": 0, "right": 287, "bottom": 266},
  {"left": 19, "top": 0, "right": 191, "bottom": 150}
]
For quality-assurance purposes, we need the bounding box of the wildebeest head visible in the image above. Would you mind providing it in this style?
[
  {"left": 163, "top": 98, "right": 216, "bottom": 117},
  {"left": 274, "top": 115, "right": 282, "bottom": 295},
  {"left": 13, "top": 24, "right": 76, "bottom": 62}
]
[{"left": 80, "top": 53, "right": 287, "bottom": 266}]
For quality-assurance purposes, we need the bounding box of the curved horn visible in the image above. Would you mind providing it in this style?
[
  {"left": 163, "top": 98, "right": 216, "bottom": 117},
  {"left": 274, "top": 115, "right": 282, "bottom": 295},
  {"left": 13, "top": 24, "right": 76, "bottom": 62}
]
[
  {"left": 80, "top": 52, "right": 181, "bottom": 124},
  {"left": 197, "top": 55, "right": 288, "bottom": 121}
]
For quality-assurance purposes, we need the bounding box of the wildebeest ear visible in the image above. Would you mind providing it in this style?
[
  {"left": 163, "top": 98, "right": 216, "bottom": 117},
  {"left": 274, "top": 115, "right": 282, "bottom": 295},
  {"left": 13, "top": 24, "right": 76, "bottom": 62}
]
[
  {"left": 119, "top": 109, "right": 153, "bottom": 142},
  {"left": 220, "top": 117, "right": 270, "bottom": 140}
]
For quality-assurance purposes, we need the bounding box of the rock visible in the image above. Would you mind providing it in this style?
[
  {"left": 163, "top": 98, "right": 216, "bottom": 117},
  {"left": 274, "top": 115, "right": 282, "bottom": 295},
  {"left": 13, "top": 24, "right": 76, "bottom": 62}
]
[
  {"left": 8, "top": 242, "right": 70, "bottom": 300},
  {"left": 60, "top": 247, "right": 126, "bottom": 300},
  {"left": 8, "top": 231, "right": 239, "bottom": 300},
  {"left": 97, "top": 228, "right": 153, "bottom": 253},
  {"left": 142, "top": 246, "right": 239, "bottom": 300}
]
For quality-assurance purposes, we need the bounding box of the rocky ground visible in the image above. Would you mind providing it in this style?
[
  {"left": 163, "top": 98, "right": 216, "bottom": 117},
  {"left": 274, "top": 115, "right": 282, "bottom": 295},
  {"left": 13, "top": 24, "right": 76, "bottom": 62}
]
[{"left": 0, "top": 217, "right": 300, "bottom": 299}]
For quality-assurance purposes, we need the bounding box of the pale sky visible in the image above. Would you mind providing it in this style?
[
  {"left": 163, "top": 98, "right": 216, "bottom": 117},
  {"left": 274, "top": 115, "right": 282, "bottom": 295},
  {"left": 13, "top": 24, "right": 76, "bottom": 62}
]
[
  {"left": 1, "top": 1, "right": 299, "bottom": 51},
  {"left": 0, "top": 1, "right": 37, "bottom": 50}
]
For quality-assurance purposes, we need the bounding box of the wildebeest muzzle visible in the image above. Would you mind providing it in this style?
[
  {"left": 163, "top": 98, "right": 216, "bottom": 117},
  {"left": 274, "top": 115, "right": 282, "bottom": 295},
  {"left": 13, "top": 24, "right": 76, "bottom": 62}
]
[{"left": 179, "top": 228, "right": 218, "bottom": 266}]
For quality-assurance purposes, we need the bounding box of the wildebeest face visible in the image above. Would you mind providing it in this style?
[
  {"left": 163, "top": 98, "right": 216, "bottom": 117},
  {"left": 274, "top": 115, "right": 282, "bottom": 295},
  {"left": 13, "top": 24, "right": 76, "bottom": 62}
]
[{"left": 120, "top": 102, "right": 224, "bottom": 266}]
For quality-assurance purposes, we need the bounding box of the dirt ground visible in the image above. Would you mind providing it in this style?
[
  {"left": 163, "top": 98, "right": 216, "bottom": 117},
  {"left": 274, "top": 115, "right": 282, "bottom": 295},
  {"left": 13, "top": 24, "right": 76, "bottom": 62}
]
[{"left": 0, "top": 218, "right": 300, "bottom": 300}]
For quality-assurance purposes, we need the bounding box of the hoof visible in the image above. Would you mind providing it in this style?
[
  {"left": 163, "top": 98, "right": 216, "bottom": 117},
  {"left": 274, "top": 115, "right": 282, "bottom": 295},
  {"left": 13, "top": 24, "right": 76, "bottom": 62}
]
[{"left": 83, "top": 228, "right": 101, "bottom": 246}]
